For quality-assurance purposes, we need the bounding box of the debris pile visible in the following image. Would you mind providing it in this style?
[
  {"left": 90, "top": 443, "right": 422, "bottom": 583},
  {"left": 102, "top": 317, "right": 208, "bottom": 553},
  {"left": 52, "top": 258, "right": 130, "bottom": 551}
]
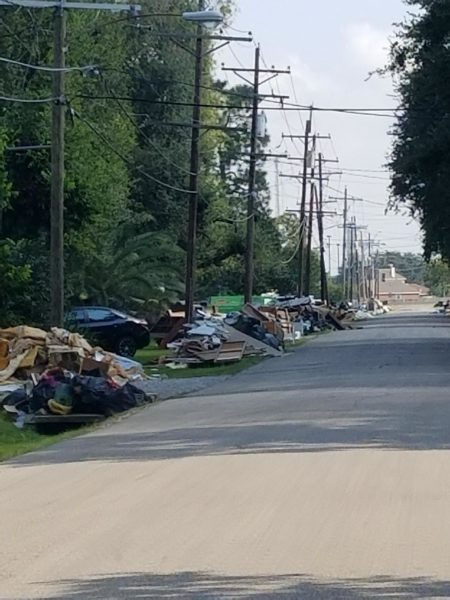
[
  {"left": 0, "top": 326, "right": 154, "bottom": 428},
  {"left": 150, "top": 296, "right": 381, "bottom": 368}
]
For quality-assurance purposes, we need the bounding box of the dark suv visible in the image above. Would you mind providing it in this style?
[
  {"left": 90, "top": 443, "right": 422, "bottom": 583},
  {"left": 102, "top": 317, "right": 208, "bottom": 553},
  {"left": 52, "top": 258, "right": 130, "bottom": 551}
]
[{"left": 66, "top": 307, "right": 150, "bottom": 357}]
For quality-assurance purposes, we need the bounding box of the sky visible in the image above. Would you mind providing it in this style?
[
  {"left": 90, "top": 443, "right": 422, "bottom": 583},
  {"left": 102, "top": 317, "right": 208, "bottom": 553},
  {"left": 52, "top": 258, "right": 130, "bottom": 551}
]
[{"left": 217, "top": 0, "right": 423, "bottom": 274}]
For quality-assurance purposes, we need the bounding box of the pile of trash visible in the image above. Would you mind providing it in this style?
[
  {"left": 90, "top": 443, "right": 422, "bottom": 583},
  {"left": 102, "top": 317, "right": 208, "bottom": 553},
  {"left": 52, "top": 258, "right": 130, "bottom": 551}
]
[
  {"left": 152, "top": 303, "right": 285, "bottom": 368},
  {"left": 148, "top": 295, "right": 385, "bottom": 369},
  {"left": 275, "top": 296, "right": 387, "bottom": 332},
  {"left": 0, "top": 326, "right": 153, "bottom": 428}
]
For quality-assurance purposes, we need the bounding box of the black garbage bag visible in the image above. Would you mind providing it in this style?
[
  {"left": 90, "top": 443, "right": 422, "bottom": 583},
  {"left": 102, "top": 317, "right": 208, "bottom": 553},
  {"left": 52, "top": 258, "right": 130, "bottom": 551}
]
[
  {"left": 1, "top": 389, "right": 29, "bottom": 412},
  {"left": 71, "top": 375, "right": 148, "bottom": 416}
]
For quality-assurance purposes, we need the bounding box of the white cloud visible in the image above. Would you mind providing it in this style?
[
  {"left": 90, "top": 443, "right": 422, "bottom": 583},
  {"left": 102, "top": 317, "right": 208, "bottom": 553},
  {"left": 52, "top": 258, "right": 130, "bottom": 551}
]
[{"left": 346, "top": 23, "right": 390, "bottom": 70}]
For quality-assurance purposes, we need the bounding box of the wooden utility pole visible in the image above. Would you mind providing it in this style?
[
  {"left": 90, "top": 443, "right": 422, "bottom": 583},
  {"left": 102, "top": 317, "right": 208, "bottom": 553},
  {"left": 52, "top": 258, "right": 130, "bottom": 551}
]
[
  {"left": 360, "top": 231, "right": 367, "bottom": 302},
  {"left": 298, "top": 119, "right": 312, "bottom": 296},
  {"left": 304, "top": 168, "right": 315, "bottom": 296},
  {"left": 0, "top": 0, "right": 140, "bottom": 327},
  {"left": 337, "top": 243, "right": 341, "bottom": 277},
  {"left": 283, "top": 128, "right": 333, "bottom": 296},
  {"left": 185, "top": 0, "right": 205, "bottom": 324},
  {"left": 244, "top": 45, "right": 260, "bottom": 304},
  {"left": 224, "top": 53, "right": 289, "bottom": 304},
  {"left": 50, "top": 4, "right": 66, "bottom": 327},
  {"left": 274, "top": 157, "right": 281, "bottom": 217},
  {"left": 355, "top": 231, "right": 361, "bottom": 305},
  {"left": 316, "top": 154, "right": 328, "bottom": 303},
  {"left": 342, "top": 188, "right": 348, "bottom": 300},
  {"left": 349, "top": 219, "right": 355, "bottom": 303},
  {"left": 327, "top": 235, "right": 332, "bottom": 275}
]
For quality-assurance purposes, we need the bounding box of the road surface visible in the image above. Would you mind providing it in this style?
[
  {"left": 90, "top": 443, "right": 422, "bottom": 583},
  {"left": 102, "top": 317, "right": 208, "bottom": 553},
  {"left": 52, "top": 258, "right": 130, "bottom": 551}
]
[{"left": 2, "top": 312, "right": 450, "bottom": 599}]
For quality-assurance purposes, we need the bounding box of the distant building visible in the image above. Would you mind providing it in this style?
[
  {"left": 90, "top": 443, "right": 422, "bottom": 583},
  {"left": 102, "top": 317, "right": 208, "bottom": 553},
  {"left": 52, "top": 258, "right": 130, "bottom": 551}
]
[{"left": 376, "top": 265, "right": 430, "bottom": 303}]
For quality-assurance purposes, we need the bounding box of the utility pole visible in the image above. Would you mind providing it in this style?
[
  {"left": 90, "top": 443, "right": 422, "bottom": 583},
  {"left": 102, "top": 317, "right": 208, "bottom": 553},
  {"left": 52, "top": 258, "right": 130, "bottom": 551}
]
[
  {"left": 327, "top": 235, "right": 332, "bottom": 275},
  {"left": 244, "top": 45, "right": 260, "bottom": 305},
  {"left": 329, "top": 187, "right": 350, "bottom": 301},
  {"left": 283, "top": 128, "right": 332, "bottom": 296},
  {"left": 298, "top": 118, "right": 311, "bottom": 296},
  {"left": 185, "top": 0, "right": 205, "bottom": 324},
  {"left": 342, "top": 188, "right": 348, "bottom": 301},
  {"left": 50, "top": 3, "right": 65, "bottom": 327},
  {"left": 304, "top": 168, "right": 315, "bottom": 296},
  {"left": 337, "top": 243, "right": 341, "bottom": 277},
  {"left": 360, "top": 231, "right": 367, "bottom": 302},
  {"left": 274, "top": 157, "right": 281, "bottom": 217},
  {"left": 0, "top": 0, "right": 140, "bottom": 327},
  {"left": 347, "top": 220, "right": 368, "bottom": 305},
  {"left": 355, "top": 231, "right": 361, "bottom": 305},
  {"left": 316, "top": 155, "right": 328, "bottom": 303},
  {"left": 283, "top": 119, "right": 312, "bottom": 296},
  {"left": 349, "top": 218, "right": 355, "bottom": 304},
  {"left": 224, "top": 53, "right": 289, "bottom": 304}
]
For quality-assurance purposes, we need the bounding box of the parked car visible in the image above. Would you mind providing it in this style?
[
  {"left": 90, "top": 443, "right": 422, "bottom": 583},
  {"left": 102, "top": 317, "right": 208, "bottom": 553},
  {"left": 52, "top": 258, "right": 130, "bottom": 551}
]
[{"left": 66, "top": 306, "right": 150, "bottom": 357}]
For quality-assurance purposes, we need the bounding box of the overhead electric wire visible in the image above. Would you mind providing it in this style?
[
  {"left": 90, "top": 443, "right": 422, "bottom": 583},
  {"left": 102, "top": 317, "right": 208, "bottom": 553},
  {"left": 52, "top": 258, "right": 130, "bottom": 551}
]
[
  {"left": 76, "top": 93, "right": 405, "bottom": 118},
  {"left": 102, "top": 68, "right": 255, "bottom": 102},
  {"left": 102, "top": 79, "right": 195, "bottom": 176},
  {"left": 0, "top": 93, "right": 58, "bottom": 103},
  {"left": 228, "top": 44, "right": 246, "bottom": 69},
  {"left": 340, "top": 167, "right": 390, "bottom": 173},
  {"left": 75, "top": 111, "right": 195, "bottom": 195},
  {"left": 288, "top": 71, "right": 305, "bottom": 131},
  {"left": 0, "top": 56, "right": 97, "bottom": 73}
]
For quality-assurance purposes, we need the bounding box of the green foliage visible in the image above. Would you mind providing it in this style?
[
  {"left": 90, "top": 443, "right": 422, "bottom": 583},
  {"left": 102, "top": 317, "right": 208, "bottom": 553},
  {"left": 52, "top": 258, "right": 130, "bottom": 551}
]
[
  {"left": 424, "top": 259, "right": 450, "bottom": 296},
  {"left": 0, "top": 239, "right": 32, "bottom": 326},
  {"left": 0, "top": 413, "right": 82, "bottom": 462},
  {"left": 70, "top": 229, "right": 184, "bottom": 316},
  {"left": 0, "top": 0, "right": 320, "bottom": 328},
  {"left": 387, "top": 1, "right": 450, "bottom": 259}
]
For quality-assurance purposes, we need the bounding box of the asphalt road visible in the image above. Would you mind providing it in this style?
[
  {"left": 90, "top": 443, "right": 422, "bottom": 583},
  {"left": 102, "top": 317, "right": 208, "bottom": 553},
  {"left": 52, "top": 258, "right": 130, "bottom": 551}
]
[{"left": 2, "top": 312, "right": 450, "bottom": 599}]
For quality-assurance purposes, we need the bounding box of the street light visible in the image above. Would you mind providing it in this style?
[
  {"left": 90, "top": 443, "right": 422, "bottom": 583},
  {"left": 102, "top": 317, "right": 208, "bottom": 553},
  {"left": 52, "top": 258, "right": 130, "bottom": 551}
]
[
  {"left": 182, "top": 9, "right": 223, "bottom": 28},
  {"left": 182, "top": 4, "right": 223, "bottom": 323}
]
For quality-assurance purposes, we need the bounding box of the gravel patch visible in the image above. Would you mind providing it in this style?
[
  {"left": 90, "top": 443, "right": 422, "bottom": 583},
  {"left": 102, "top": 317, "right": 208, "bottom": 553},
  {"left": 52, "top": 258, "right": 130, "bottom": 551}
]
[{"left": 136, "top": 376, "right": 228, "bottom": 401}]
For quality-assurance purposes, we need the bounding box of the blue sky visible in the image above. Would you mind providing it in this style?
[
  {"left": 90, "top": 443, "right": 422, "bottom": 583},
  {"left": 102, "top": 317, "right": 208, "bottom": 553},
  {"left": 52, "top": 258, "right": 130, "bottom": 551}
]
[{"left": 217, "top": 0, "right": 422, "bottom": 272}]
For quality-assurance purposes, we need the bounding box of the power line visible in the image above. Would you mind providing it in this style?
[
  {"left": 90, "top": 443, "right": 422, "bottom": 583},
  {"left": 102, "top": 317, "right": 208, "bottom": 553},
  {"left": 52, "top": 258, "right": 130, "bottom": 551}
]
[
  {"left": 340, "top": 167, "right": 390, "bottom": 173},
  {"left": 228, "top": 44, "right": 245, "bottom": 69},
  {"left": 338, "top": 172, "right": 391, "bottom": 181},
  {"left": 102, "top": 79, "right": 195, "bottom": 176},
  {"left": 0, "top": 93, "right": 58, "bottom": 103},
  {"left": 102, "top": 68, "right": 255, "bottom": 102},
  {"left": 0, "top": 55, "right": 97, "bottom": 73},
  {"left": 75, "top": 111, "right": 195, "bottom": 195}
]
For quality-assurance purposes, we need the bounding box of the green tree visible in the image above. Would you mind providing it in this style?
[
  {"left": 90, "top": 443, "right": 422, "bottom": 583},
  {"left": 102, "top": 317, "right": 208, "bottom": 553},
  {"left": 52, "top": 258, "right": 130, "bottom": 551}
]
[
  {"left": 387, "top": 1, "right": 450, "bottom": 260},
  {"left": 71, "top": 229, "right": 184, "bottom": 314},
  {"left": 424, "top": 259, "right": 450, "bottom": 296},
  {"left": 0, "top": 239, "right": 32, "bottom": 327}
]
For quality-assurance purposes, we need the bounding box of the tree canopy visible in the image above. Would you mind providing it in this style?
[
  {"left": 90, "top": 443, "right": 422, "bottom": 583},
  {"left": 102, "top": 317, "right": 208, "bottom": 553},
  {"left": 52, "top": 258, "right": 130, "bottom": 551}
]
[
  {"left": 0, "top": 0, "right": 319, "bottom": 326},
  {"left": 388, "top": 0, "right": 450, "bottom": 261}
]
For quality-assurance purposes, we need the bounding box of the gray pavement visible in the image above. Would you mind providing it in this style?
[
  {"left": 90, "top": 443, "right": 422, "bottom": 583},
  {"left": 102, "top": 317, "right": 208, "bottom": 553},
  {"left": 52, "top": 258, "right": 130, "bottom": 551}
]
[{"left": 2, "top": 312, "right": 450, "bottom": 599}]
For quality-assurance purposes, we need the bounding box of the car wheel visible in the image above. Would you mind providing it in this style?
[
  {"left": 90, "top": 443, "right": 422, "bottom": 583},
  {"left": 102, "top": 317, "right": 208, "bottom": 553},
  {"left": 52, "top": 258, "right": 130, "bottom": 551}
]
[{"left": 116, "top": 336, "right": 137, "bottom": 357}]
